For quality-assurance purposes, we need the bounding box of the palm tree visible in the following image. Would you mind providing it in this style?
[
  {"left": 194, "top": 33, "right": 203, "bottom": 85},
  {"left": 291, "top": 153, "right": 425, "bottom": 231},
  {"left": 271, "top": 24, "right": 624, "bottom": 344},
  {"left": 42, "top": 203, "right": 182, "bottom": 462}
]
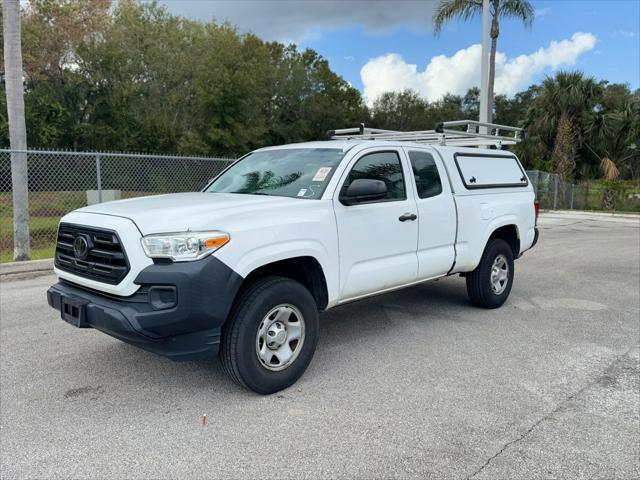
[
  {"left": 528, "top": 71, "right": 603, "bottom": 182},
  {"left": 433, "top": 0, "right": 534, "bottom": 123},
  {"left": 587, "top": 100, "right": 640, "bottom": 209},
  {"left": 599, "top": 157, "right": 620, "bottom": 210},
  {"left": 2, "top": 0, "right": 30, "bottom": 260}
]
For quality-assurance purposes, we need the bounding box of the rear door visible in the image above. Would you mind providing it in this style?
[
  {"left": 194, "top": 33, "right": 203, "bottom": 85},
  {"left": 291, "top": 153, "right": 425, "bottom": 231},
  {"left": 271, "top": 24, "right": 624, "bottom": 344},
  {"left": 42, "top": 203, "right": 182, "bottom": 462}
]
[
  {"left": 404, "top": 147, "right": 457, "bottom": 279},
  {"left": 333, "top": 147, "right": 419, "bottom": 300}
]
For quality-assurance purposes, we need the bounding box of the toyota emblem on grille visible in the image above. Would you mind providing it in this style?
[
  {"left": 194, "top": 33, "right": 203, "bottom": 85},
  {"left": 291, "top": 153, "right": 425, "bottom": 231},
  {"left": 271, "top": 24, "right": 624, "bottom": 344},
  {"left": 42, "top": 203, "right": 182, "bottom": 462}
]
[{"left": 73, "top": 236, "right": 89, "bottom": 260}]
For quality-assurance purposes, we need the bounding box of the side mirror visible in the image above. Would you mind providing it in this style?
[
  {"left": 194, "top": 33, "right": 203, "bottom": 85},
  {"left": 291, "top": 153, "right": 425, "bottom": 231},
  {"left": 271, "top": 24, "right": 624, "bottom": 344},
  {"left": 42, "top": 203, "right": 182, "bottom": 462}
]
[{"left": 340, "top": 179, "right": 387, "bottom": 206}]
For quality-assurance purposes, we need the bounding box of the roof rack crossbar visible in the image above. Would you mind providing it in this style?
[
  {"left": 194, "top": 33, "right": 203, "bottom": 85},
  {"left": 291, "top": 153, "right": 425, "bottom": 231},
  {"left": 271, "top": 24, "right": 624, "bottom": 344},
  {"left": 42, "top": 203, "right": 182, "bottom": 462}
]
[{"left": 328, "top": 120, "right": 523, "bottom": 147}]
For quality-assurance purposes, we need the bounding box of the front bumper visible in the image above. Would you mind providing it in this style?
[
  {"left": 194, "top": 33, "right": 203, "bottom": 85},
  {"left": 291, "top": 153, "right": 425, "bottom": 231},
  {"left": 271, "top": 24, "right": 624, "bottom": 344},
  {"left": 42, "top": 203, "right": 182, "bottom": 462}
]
[{"left": 47, "top": 255, "right": 243, "bottom": 361}]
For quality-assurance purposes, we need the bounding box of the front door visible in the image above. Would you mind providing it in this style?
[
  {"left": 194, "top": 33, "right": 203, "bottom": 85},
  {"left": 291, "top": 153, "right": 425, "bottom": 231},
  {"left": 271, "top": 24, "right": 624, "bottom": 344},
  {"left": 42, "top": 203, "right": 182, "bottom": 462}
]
[{"left": 333, "top": 148, "right": 419, "bottom": 300}]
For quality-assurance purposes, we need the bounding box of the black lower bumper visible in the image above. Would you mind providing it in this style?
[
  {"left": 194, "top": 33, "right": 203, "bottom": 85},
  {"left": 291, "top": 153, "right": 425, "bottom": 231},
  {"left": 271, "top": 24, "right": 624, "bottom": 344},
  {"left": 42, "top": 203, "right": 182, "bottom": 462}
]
[
  {"left": 47, "top": 255, "right": 243, "bottom": 361},
  {"left": 531, "top": 227, "right": 540, "bottom": 248}
]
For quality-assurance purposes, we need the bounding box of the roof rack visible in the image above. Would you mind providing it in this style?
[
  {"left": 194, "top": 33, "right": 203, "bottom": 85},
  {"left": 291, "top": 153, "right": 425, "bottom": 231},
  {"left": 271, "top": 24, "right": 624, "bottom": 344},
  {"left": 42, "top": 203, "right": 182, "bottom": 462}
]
[{"left": 327, "top": 120, "right": 524, "bottom": 148}]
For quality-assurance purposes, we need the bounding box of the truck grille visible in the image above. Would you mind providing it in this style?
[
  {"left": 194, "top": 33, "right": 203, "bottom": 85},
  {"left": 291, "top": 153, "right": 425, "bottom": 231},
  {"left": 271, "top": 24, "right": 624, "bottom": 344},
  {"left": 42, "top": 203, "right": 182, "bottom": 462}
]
[{"left": 55, "top": 224, "right": 130, "bottom": 284}]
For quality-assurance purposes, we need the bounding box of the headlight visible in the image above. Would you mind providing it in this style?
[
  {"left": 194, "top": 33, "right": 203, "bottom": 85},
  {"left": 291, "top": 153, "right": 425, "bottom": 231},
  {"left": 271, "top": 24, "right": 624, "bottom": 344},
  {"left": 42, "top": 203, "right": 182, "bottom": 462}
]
[{"left": 141, "top": 231, "right": 230, "bottom": 262}]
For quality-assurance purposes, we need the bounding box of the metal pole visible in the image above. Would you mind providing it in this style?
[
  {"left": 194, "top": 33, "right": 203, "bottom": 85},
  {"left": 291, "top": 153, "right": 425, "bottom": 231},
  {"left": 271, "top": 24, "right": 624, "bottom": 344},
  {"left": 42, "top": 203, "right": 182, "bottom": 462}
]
[
  {"left": 553, "top": 175, "right": 558, "bottom": 210},
  {"left": 478, "top": 0, "right": 490, "bottom": 135},
  {"left": 570, "top": 184, "right": 574, "bottom": 209},
  {"left": 585, "top": 181, "right": 589, "bottom": 209},
  {"left": 4, "top": 0, "right": 30, "bottom": 261},
  {"left": 96, "top": 154, "right": 103, "bottom": 203}
]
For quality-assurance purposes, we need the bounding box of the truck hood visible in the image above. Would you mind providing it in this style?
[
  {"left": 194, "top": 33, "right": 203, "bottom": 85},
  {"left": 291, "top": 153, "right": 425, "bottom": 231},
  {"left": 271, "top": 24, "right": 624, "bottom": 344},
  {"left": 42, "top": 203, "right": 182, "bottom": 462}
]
[{"left": 77, "top": 192, "right": 304, "bottom": 235}]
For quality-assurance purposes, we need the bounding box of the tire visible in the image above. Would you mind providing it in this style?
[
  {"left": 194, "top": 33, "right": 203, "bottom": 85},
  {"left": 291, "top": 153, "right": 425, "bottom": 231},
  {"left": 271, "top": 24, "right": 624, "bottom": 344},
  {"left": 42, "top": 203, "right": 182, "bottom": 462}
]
[
  {"left": 220, "top": 275, "right": 319, "bottom": 394},
  {"left": 466, "top": 239, "right": 514, "bottom": 309}
]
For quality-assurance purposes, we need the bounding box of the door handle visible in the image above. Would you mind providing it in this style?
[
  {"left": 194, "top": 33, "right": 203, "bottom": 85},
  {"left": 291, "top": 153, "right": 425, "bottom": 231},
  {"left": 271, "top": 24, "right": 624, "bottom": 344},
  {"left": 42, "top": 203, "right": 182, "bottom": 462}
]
[{"left": 398, "top": 213, "right": 417, "bottom": 222}]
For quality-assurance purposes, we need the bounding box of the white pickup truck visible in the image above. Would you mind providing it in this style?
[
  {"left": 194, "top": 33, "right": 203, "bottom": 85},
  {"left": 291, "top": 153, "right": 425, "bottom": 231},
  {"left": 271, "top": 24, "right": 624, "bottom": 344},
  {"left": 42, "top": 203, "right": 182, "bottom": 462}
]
[{"left": 47, "top": 121, "right": 539, "bottom": 394}]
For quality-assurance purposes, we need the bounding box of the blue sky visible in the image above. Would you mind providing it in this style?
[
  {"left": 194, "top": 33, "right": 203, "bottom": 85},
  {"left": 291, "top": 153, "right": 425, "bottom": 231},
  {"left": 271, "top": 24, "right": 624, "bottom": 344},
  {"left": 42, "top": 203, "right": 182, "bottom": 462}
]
[{"left": 161, "top": 0, "right": 640, "bottom": 104}]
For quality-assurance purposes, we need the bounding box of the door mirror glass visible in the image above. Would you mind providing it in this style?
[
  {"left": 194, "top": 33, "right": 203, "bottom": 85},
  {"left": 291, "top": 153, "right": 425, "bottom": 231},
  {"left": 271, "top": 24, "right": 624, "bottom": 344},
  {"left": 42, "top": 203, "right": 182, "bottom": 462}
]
[{"left": 341, "top": 179, "right": 388, "bottom": 205}]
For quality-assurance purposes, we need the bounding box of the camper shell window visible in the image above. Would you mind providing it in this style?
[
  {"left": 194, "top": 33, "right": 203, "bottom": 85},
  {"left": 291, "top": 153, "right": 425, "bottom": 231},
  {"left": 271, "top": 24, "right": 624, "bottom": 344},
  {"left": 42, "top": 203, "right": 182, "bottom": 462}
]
[{"left": 454, "top": 153, "right": 528, "bottom": 189}]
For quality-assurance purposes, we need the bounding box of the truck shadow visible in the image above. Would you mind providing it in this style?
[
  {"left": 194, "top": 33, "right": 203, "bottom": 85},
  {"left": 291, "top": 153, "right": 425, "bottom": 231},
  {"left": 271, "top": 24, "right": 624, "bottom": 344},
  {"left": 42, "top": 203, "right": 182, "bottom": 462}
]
[
  {"left": 101, "top": 276, "right": 470, "bottom": 394},
  {"left": 320, "top": 277, "right": 470, "bottom": 342}
]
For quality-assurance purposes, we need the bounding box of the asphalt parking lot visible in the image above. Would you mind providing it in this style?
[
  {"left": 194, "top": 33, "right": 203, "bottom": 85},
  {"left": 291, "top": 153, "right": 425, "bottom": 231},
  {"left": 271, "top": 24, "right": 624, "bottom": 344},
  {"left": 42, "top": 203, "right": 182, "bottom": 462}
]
[{"left": 1, "top": 212, "right": 639, "bottom": 479}]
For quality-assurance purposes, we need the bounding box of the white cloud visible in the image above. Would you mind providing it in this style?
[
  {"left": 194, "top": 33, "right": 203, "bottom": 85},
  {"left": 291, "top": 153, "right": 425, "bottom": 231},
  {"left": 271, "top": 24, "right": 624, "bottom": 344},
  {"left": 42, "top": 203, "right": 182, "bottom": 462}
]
[
  {"left": 159, "top": 1, "right": 437, "bottom": 42},
  {"left": 535, "top": 7, "right": 551, "bottom": 18},
  {"left": 612, "top": 30, "right": 637, "bottom": 39},
  {"left": 361, "top": 32, "right": 597, "bottom": 106}
]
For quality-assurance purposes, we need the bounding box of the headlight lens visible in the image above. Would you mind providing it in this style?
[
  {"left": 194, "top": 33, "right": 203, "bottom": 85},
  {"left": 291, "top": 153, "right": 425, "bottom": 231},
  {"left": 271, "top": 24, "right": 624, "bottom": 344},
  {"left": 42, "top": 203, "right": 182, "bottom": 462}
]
[{"left": 141, "top": 231, "right": 230, "bottom": 262}]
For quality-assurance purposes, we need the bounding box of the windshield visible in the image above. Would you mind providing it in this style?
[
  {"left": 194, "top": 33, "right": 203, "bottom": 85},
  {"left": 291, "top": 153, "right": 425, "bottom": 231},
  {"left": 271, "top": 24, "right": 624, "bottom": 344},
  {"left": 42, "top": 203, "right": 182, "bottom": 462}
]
[{"left": 205, "top": 148, "right": 345, "bottom": 199}]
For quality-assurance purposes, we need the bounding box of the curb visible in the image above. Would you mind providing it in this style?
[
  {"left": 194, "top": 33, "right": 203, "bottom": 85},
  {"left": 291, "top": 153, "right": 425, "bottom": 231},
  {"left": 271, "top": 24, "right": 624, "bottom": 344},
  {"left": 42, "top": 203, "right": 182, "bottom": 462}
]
[
  {"left": 0, "top": 258, "right": 54, "bottom": 276},
  {"left": 540, "top": 210, "right": 639, "bottom": 219}
]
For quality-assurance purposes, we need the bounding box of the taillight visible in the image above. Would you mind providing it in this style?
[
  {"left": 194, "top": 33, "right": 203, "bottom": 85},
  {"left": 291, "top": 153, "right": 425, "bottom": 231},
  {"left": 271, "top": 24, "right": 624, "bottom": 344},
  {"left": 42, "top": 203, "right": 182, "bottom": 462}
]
[{"left": 534, "top": 200, "right": 539, "bottom": 226}]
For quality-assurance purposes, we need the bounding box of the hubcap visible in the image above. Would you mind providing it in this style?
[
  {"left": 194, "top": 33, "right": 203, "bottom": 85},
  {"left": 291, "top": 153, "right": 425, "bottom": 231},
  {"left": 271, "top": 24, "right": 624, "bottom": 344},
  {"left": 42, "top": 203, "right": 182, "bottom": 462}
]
[
  {"left": 490, "top": 254, "right": 509, "bottom": 295},
  {"left": 255, "top": 304, "right": 305, "bottom": 372}
]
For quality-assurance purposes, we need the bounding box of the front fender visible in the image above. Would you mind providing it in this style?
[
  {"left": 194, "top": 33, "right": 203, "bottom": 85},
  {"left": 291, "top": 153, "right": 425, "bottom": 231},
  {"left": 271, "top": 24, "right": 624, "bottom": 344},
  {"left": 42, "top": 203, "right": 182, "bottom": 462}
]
[{"left": 217, "top": 239, "right": 339, "bottom": 306}]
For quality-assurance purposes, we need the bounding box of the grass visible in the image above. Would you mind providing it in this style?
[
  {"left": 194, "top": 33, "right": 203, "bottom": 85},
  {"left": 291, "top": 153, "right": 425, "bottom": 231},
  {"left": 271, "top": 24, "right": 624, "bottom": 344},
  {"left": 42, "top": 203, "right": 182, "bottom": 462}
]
[
  {"left": 535, "top": 179, "right": 640, "bottom": 211},
  {"left": 0, "top": 190, "right": 155, "bottom": 263},
  {"left": 0, "top": 245, "right": 55, "bottom": 263},
  {"left": 1, "top": 215, "right": 61, "bottom": 263}
]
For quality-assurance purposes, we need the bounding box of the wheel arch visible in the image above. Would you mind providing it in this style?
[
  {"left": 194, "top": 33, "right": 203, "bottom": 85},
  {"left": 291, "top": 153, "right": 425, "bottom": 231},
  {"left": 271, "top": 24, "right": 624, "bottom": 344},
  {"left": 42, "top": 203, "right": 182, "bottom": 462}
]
[
  {"left": 457, "top": 217, "right": 521, "bottom": 273},
  {"left": 241, "top": 256, "right": 329, "bottom": 311},
  {"left": 488, "top": 224, "right": 520, "bottom": 258}
]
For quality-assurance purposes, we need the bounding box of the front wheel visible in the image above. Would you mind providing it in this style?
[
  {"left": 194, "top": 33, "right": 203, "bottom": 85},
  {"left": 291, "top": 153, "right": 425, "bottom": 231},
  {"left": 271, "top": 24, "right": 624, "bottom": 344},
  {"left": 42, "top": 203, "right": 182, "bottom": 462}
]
[
  {"left": 466, "top": 239, "right": 514, "bottom": 309},
  {"left": 220, "top": 276, "right": 319, "bottom": 394}
]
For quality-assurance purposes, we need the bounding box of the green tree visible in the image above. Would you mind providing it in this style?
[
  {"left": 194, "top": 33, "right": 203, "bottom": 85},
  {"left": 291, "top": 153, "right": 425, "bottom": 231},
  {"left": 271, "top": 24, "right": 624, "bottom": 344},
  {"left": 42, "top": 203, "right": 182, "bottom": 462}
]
[
  {"left": 264, "top": 44, "right": 367, "bottom": 146},
  {"left": 462, "top": 87, "right": 480, "bottom": 120},
  {"left": 586, "top": 98, "right": 640, "bottom": 207},
  {"left": 18, "top": 0, "right": 111, "bottom": 149},
  {"left": 371, "top": 91, "right": 430, "bottom": 130},
  {"left": 433, "top": 0, "right": 534, "bottom": 122},
  {"left": 526, "top": 71, "right": 603, "bottom": 181},
  {"left": 9, "top": 0, "right": 366, "bottom": 156},
  {"left": 370, "top": 90, "right": 468, "bottom": 131}
]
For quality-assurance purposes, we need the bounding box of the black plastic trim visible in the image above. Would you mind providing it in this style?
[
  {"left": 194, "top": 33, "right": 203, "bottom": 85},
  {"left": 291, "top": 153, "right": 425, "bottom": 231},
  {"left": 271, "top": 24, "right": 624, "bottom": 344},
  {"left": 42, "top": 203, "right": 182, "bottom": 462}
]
[
  {"left": 55, "top": 223, "right": 130, "bottom": 284},
  {"left": 531, "top": 227, "right": 539, "bottom": 248},
  {"left": 47, "top": 255, "right": 244, "bottom": 361}
]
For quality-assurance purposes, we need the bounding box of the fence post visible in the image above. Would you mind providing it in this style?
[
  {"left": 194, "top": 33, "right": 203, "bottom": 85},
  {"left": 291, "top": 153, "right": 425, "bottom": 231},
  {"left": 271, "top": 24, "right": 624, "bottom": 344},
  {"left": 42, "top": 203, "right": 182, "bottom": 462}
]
[
  {"left": 532, "top": 170, "right": 540, "bottom": 199},
  {"left": 552, "top": 175, "right": 558, "bottom": 210},
  {"left": 585, "top": 182, "right": 589, "bottom": 210},
  {"left": 95, "top": 154, "right": 103, "bottom": 203},
  {"left": 570, "top": 184, "right": 574, "bottom": 210}
]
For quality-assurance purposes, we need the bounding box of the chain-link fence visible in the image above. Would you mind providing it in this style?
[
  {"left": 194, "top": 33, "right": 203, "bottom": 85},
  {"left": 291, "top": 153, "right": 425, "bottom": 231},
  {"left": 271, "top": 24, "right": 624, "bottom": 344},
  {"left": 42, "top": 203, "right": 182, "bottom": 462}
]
[
  {"left": 1, "top": 149, "right": 234, "bottom": 262},
  {"left": 526, "top": 170, "right": 640, "bottom": 211},
  {"left": 2, "top": 152, "right": 639, "bottom": 263}
]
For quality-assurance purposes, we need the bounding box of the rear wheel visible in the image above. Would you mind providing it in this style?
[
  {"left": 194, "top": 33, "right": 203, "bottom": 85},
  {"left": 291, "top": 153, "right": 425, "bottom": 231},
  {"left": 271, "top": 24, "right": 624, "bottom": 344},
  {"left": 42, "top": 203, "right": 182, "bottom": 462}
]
[
  {"left": 220, "top": 276, "right": 319, "bottom": 394},
  {"left": 466, "top": 239, "right": 514, "bottom": 309}
]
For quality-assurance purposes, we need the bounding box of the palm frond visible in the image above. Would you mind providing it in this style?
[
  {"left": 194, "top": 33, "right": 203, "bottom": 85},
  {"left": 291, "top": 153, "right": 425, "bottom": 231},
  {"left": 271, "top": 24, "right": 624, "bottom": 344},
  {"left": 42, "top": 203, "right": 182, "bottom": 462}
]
[
  {"left": 600, "top": 157, "right": 620, "bottom": 181},
  {"left": 432, "top": 0, "right": 483, "bottom": 35},
  {"left": 499, "top": 0, "right": 535, "bottom": 27}
]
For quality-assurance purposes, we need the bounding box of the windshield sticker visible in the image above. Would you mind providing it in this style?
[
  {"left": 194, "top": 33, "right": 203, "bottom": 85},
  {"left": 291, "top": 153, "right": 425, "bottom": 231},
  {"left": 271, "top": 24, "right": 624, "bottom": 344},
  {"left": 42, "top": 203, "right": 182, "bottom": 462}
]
[
  {"left": 297, "top": 188, "right": 308, "bottom": 197},
  {"left": 312, "top": 167, "right": 332, "bottom": 182}
]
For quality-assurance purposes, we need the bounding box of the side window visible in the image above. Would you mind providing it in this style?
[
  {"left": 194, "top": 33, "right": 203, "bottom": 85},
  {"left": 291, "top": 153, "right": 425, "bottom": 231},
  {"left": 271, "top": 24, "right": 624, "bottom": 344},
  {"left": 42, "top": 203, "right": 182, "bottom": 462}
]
[
  {"left": 409, "top": 150, "right": 442, "bottom": 199},
  {"left": 346, "top": 151, "right": 406, "bottom": 201}
]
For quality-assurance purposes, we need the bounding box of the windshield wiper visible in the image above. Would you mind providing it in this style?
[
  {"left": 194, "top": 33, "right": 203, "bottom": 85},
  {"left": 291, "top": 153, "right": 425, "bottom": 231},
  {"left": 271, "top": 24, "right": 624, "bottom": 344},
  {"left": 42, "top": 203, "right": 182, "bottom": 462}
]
[{"left": 228, "top": 191, "right": 272, "bottom": 196}]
